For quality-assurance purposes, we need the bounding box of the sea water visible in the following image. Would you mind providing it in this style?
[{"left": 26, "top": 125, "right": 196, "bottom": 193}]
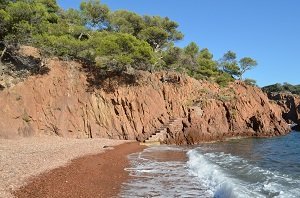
[{"left": 119, "top": 131, "right": 300, "bottom": 198}]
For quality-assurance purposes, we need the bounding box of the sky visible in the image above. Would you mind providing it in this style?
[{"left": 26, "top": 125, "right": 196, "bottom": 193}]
[{"left": 57, "top": 0, "right": 299, "bottom": 87}]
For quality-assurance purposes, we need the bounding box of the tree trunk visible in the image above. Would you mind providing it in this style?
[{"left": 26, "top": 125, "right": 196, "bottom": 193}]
[
  {"left": 0, "top": 47, "right": 6, "bottom": 76},
  {"left": 0, "top": 62, "right": 3, "bottom": 76},
  {"left": 0, "top": 46, "right": 7, "bottom": 62},
  {"left": 239, "top": 74, "right": 242, "bottom": 80},
  {"left": 78, "top": 33, "right": 83, "bottom": 40}
]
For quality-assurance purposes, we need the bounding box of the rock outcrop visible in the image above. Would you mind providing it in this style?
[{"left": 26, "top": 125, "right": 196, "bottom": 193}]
[
  {"left": 267, "top": 93, "right": 300, "bottom": 131},
  {"left": 165, "top": 82, "right": 290, "bottom": 144},
  {"left": 0, "top": 59, "right": 290, "bottom": 144}
]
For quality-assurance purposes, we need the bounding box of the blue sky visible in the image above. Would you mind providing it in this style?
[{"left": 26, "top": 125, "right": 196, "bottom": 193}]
[{"left": 58, "top": 0, "right": 299, "bottom": 87}]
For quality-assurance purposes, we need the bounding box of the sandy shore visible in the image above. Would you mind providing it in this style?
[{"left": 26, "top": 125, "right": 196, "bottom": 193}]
[{"left": 0, "top": 137, "right": 131, "bottom": 198}]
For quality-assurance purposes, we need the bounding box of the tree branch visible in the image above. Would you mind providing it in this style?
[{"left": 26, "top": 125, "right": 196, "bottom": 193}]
[
  {"left": 78, "top": 32, "right": 92, "bottom": 40},
  {"left": 78, "top": 33, "right": 84, "bottom": 40},
  {"left": 0, "top": 46, "right": 7, "bottom": 62},
  {"left": 154, "top": 56, "right": 163, "bottom": 66}
]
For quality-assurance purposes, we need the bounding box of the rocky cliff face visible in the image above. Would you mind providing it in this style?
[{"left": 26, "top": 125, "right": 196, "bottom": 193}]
[
  {"left": 267, "top": 93, "right": 300, "bottom": 131},
  {"left": 0, "top": 59, "right": 290, "bottom": 144},
  {"left": 165, "top": 82, "right": 290, "bottom": 144}
]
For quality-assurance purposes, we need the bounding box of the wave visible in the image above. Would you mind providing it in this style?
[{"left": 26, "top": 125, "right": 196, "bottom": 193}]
[
  {"left": 120, "top": 146, "right": 211, "bottom": 197},
  {"left": 187, "top": 149, "right": 300, "bottom": 198}
]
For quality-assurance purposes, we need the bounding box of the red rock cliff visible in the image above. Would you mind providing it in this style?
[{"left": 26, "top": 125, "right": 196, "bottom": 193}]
[
  {"left": 166, "top": 82, "right": 290, "bottom": 144},
  {"left": 267, "top": 93, "right": 300, "bottom": 131},
  {"left": 0, "top": 59, "right": 290, "bottom": 143}
]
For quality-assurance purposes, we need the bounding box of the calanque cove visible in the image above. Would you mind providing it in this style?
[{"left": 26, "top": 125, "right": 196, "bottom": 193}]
[
  {"left": 0, "top": 46, "right": 299, "bottom": 143},
  {"left": 1, "top": 46, "right": 300, "bottom": 198},
  {"left": 1, "top": 0, "right": 300, "bottom": 198}
]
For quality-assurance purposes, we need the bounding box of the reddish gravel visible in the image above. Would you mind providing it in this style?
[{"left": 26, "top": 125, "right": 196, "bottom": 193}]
[
  {"left": 0, "top": 137, "right": 128, "bottom": 198},
  {"left": 13, "top": 142, "right": 145, "bottom": 198}
]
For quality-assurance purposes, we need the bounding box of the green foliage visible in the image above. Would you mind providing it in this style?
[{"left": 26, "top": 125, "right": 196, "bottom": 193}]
[
  {"left": 184, "top": 42, "right": 199, "bottom": 58},
  {"left": 244, "top": 78, "right": 257, "bottom": 86},
  {"left": 162, "top": 46, "right": 182, "bottom": 67},
  {"left": 34, "top": 34, "right": 88, "bottom": 58},
  {"left": 61, "top": 8, "right": 85, "bottom": 26},
  {"left": 0, "top": 0, "right": 258, "bottom": 88},
  {"left": 90, "top": 32, "right": 156, "bottom": 71},
  {"left": 109, "top": 12, "right": 183, "bottom": 51},
  {"left": 239, "top": 57, "right": 257, "bottom": 79},
  {"left": 138, "top": 16, "right": 183, "bottom": 50},
  {"left": 6, "top": 1, "right": 35, "bottom": 22},
  {"left": 6, "top": 20, "right": 34, "bottom": 44},
  {"left": 219, "top": 50, "right": 257, "bottom": 81},
  {"left": 1, "top": 0, "right": 59, "bottom": 44},
  {"left": 196, "top": 48, "right": 218, "bottom": 78},
  {"left": 159, "top": 42, "right": 235, "bottom": 86},
  {"left": 109, "top": 10, "right": 144, "bottom": 36},
  {"left": 80, "top": 0, "right": 110, "bottom": 29},
  {"left": 1, "top": 0, "right": 180, "bottom": 73},
  {"left": 219, "top": 51, "right": 240, "bottom": 77},
  {"left": 262, "top": 83, "right": 283, "bottom": 93},
  {"left": 35, "top": 31, "right": 155, "bottom": 72},
  {"left": 262, "top": 83, "right": 300, "bottom": 95},
  {"left": 37, "top": 0, "right": 59, "bottom": 13},
  {"left": 0, "top": 0, "right": 10, "bottom": 9},
  {"left": 138, "top": 26, "right": 169, "bottom": 51},
  {"left": 215, "top": 72, "right": 234, "bottom": 87},
  {"left": 0, "top": 9, "right": 10, "bottom": 39}
]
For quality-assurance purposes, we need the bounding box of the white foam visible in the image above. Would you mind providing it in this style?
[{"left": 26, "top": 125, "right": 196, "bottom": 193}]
[
  {"left": 187, "top": 148, "right": 300, "bottom": 198},
  {"left": 120, "top": 146, "right": 210, "bottom": 197},
  {"left": 120, "top": 144, "right": 300, "bottom": 198},
  {"left": 187, "top": 149, "right": 258, "bottom": 198}
]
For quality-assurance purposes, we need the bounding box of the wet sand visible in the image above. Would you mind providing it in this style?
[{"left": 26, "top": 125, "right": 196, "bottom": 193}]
[{"left": 12, "top": 141, "right": 145, "bottom": 198}]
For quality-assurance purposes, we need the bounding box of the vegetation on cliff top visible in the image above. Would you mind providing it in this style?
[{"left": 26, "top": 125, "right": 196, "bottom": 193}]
[
  {"left": 0, "top": 0, "right": 257, "bottom": 87},
  {"left": 262, "top": 83, "right": 300, "bottom": 95}
]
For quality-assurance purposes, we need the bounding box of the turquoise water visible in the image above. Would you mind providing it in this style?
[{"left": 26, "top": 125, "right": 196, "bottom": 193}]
[{"left": 120, "top": 131, "right": 300, "bottom": 198}]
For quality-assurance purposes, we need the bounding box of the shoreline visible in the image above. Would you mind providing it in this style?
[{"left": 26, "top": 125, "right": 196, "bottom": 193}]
[
  {"left": 0, "top": 137, "right": 130, "bottom": 198},
  {"left": 13, "top": 142, "right": 145, "bottom": 198}
]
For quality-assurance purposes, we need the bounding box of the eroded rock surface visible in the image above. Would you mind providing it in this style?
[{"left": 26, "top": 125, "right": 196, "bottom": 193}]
[
  {"left": 0, "top": 59, "right": 290, "bottom": 144},
  {"left": 267, "top": 93, "right": 300, "bottom": 131},
  {"left": 165, "top": 82, "right": 289, "bottom": 144}
]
